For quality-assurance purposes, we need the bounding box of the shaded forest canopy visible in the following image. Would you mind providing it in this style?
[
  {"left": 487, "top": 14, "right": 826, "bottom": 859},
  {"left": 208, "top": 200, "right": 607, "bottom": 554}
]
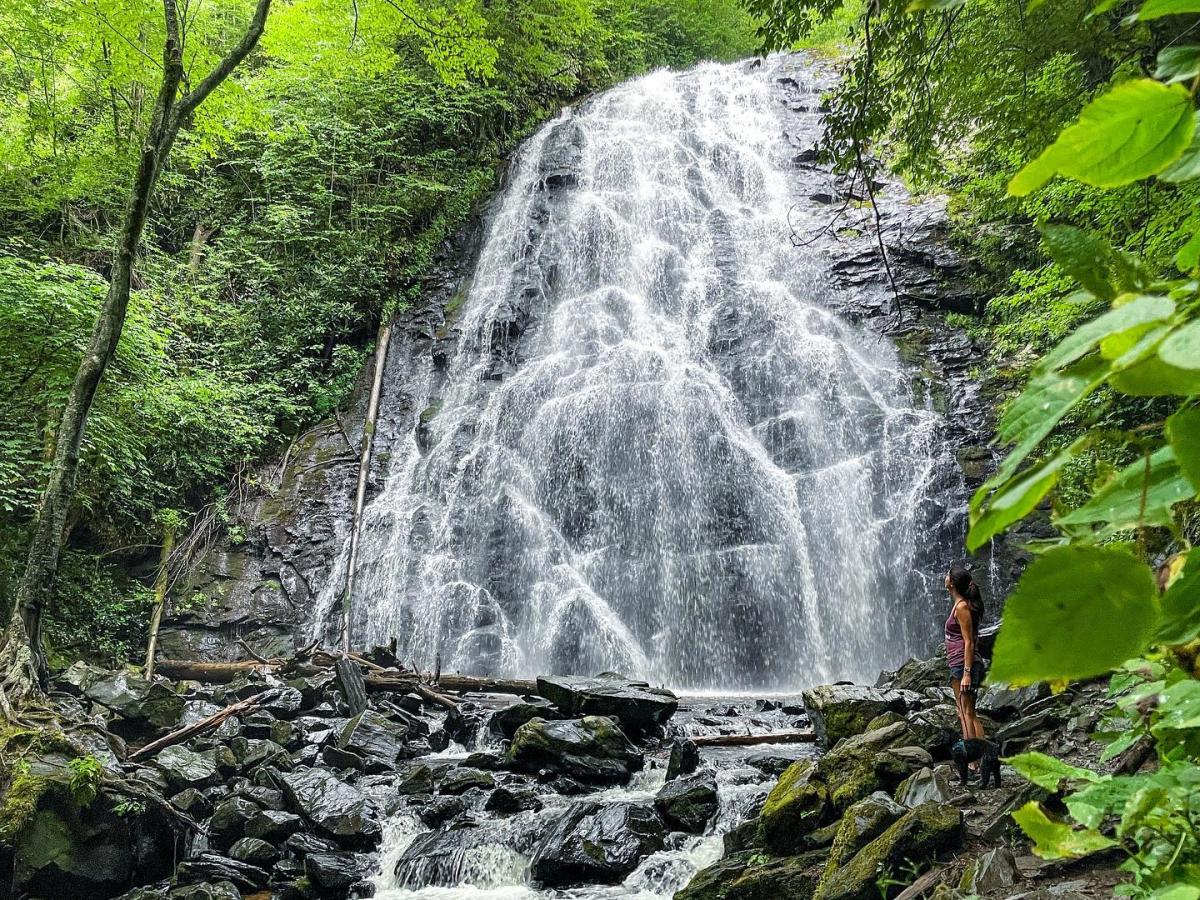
[{"left": 0, "top": 0, "right": 756, "bottom": 660}]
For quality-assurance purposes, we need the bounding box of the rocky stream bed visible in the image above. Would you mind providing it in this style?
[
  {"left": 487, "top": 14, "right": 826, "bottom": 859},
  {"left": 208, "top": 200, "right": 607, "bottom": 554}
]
[{"left": 1, "top": 645, "right": 1127, "bottom": 900}]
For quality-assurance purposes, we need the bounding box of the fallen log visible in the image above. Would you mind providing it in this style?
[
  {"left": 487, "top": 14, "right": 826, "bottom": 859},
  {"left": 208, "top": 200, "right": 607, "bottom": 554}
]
[
  {"left": 130, "top": 690, "right": 275, "bottom": 761},
  {"left": 155, "top": 658, "right": 321, "bottom": 682},
  {"left": 690, "top": 730, "right": 816, "bottom": 748},
  {"left": 411, "top": 682, "right": 459, "bottom": 710},
  {"left": 365, "top": 673, "right": 538, "bottom": 696}
]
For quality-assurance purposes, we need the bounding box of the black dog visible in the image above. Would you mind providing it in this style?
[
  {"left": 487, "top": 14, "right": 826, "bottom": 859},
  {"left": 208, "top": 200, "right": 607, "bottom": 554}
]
[{"left": 951, "top": 737, "right": 1001, "bottom": 788}]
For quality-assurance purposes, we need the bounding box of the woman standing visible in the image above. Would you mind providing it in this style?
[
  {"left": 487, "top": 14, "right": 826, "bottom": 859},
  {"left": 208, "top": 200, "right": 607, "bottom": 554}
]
[{"left": 945, "top": 564, "right": 986, "bottom": 744}]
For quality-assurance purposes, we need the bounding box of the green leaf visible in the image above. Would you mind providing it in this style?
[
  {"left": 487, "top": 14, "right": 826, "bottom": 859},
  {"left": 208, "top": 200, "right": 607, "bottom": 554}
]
[
  {"left": 1160, "top": 320, "right": 1200, "bottom": 371},
  {"left": 1160, "top": 115, "right": 1200, "bottom": 182},
  {"left": 1012, "top": 802, "right": 1118, "bottom": 859},
  {"left": 990, "top": 546, "right": 1159, "bottom": 685},
  {"left": 1056, "top": 446, "right": 1193, "bottom": 531},
  {"left": 1158, "top": 551, "right": 1200, "bottom": 644},
  {"left": 1151, "top": 679, "right": 1200, "bottom": 734},
  {"left": 1009, "top": 80, "right": 1195, "bottom": 195},
  {"left": 1039, "top": 224, "right": 1116, "bottom": 300},
  {"left": 985, "top": 357, "right": 1109, "bottom": 488},
  {"left": 1140, "top": 0, "right": 1200, "bottom": 18},
  {"left": 1167, "top": 407, "right": 1200, "bottom": 488},
  {"left": 1148, "top": 887, "right": 1200, "bottom": 900},
  {"left": 1065, "top": 776, "right": 1140, "bottom": 828},
  {"left": 1177, "top": 231, "right": 1200, "bottom": 272},
  {"left": 906, "top": 0, "right": 965, "bottom": 11},
  {"left": 1110, "top": 354, "right": 1200, "bottom": 396},
  {"left": 1041, "top": 295, "right": 1175, "bottom": 371},
  {"left": 1156, "top": 45, "right": 1200, "bottom": 82},
  {"left": 1006, "top": 751, "right": 1102, "bottom": 791},
  {"left": 968, "top": 445, "right": 1077, "bottom": 552}
]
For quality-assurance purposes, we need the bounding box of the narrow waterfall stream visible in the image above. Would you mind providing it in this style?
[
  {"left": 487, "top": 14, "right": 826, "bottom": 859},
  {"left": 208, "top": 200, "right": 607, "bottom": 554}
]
[
  {"left": 332, "top": 55, "right": 967, "bottom": 900},
  {"left": 316, "top": 56, "right": 962, "bottom": 693}
]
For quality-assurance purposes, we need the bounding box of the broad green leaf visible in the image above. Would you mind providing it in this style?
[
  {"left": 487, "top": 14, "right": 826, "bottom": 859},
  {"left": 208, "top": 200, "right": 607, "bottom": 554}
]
[
  {"left": 990, "top": 546, "right": 1158, "bottom": 685},
  {"left": 986, "top": 357, "right": 1109, "bottom": 488},
  {"left": 1160, "top": 320, "right": 1200, "bottom": 371},
  {"left": 1111, "top": 354, "right": 1200, "bottom": 396},
  {"left": 1140, "top": 0, "right": 1200, "bottom": 18},
  {"left": 1158, "top": 551, "right": 1200, "bottom": 644},
  {"left": 1152, "top": 679, "right": 1200, "bottom": 734},
  {"left": 1007, "top": 751, "right": 1102, "bottom": 791},
  {"left": 1177, "top": 231, "right": 1200, "bottom": 271},
  {"left": 1156, "top": 45, "right": 1200, "bottom": 82},
  {"left": 1065, "top": 776, "right": 1139, "bottom": 828},
  {"left": 1087, "top": 0, "right": 1124, "bottom": 15},
  {"left": 1160, "top": 116, "right": 1200, "bottom": 182},
  {"left": 1009, "top": 80, "right": 1194, "bottom": 195},
  {"left": 1056, "top": 446, "right": 1193, "bottom": 531},
  {"left": 906, "top": 0, "right": 965, "bottom": 10},
  {"left": 1167, "top": 407, "right": 1200, "bottom": 488},
  {"left": 968, "top": 445, "right": 1077, "bottom": 551},
  {"left": 1148, "top": 887, "right": 1200, "bottom": 900},
  {"left": 1041, "top": 295, "right": 1174, "bottom": 371},
  {"left": 1039, "top": 224, "right": 1116, "bottom": 300},
  {"left": 1012, "top": 802, "right": 1118, "bottom": 859}
]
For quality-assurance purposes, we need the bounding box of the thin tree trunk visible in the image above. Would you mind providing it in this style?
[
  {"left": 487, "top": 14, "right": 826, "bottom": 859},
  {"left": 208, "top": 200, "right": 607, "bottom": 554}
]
[
  {"left": 341, "top": 320, "right": 392, "bottom": 655},
  {"left": 6, "top": 0, "right": 272, "bottom": 695},
  {"left": 144, "top": 523, "right": 177, "bottom": 678}
]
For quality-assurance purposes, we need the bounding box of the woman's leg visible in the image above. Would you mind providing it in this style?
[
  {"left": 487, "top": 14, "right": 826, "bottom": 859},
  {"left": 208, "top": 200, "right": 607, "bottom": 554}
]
[
  {"left": 951, "top": 678, "right": 969, "bottom": 739},
  {"left": 962, "top": 691, "right": 984, "bottom": 740}
]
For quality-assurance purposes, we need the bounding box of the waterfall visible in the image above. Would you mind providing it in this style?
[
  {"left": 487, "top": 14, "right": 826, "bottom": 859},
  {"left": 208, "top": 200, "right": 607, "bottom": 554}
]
[{"left": 318, "top": 58, "right": 963, "bottom": 691}]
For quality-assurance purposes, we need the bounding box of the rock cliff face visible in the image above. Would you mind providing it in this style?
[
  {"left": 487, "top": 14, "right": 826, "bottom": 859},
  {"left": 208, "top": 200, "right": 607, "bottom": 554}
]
[{"left": 160, "top": 54, "right": 1018, "bottom": 666}]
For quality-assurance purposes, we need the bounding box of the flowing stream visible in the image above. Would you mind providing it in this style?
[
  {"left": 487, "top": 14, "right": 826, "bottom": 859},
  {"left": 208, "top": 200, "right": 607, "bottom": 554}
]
[{"left": 315, "top": 56, "right": 962, "bottom": 693}]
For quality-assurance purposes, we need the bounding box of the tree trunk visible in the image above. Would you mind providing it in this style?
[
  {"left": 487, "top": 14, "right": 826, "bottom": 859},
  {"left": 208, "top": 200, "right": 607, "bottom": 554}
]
[
  {"left": 144, "top": 523, "right": 177, "bottom": 678},
  {"left": 6, "top": 0, "right": 272, "bottom": 694}
]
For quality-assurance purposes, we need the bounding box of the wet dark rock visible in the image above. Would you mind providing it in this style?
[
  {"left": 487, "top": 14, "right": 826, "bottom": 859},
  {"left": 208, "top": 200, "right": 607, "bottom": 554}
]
[
  {"left": 655, "top": 770, "right": 719, "bottom": 833},
  {"left": 174, "top": 852, "right": 269, "bottom": 892},
  {"left": 418, "top": 795, "right": 468, "bottom": 827},
  {"left": 529, "top": 801, "right": 667, "bottom": 887},
  {"left": 208, "top": 797, "right": 260, "bottom": 847},
  {"left": 505, "top": 716, "right": 642, "bottom": 784},
  {"left": 265, "top": 686, "right": 305, "bottom": 719},
  {"left": 396, "top": 763, "right": 437, "bottom": 795},
  {"left": 323, "top": 744, "right": 369, "bottom": 770},
  {"left": 155, "top": 745, "right": 219, "bottom": 790},
  {"left": 746, "top": 750, "right": 807, "bottom": 776},
  {"left": 980, "top": 682, "right": 1050, "bottom": 721},
  {"left": 677, "top": 849, "right": 826, "bottom": 900},
  {"left": 236, "top": 737, "right": 292, "bottom": 771},
  {"left": 281, "top": 766, "right": 381, "bottom": 846},
  {"left": 536, "top": 675, "right": 678, "bottom": 732},
  {"left": 666, "top": 737, "right": 700, "bottom": 780},
  {"left": 485, "top": 785, "right": 543, "bottom": 815},
  {"left": 305, "top": 851, "right": 372, "bottom": 892},
  {"left": 801, "top": 684, "right": 916, "bottom": 747},
  {"left": 170, "top": 788, "right": 212, "bottom": 818},
  {"left": 167, "top": 884, "right": 240, "bottom": 900},
  {"left": 488, "top": 698, "right": 561, "bottom": 739},
  {"left": 228, "top": 837, "right": 279, "bottom": 867},
  {"left": 285, "top": 831, "right": 340, "bottom": 856},
  {"left": 439, "top": 767, "right": 495, "bottom": 795},
  {"left": 338, "top": 711, "right": 409, "bottom": 771},
  {"left": 463, "top": 751, "right": 505, "bottom": 770},
  {"left": 234, "top": 784, "right": 285, "bottom": 810},
  {"left": 295, "top": 716, "right": 342, "bottom": 747},
  {"left": 118, "top": 888, "right": 168, "bottom": 900},
  {"left": 63, "top": 662, "right": 184, "bottom": 729},
  {"left": 885, "top": 654, "right": 948, "bottom": 693},
  {"left": 245, "top": 808, "right": 303, "bottom": 842},
  {"left": 960, "top": 846, "right": 1021, "bottom": 893}
]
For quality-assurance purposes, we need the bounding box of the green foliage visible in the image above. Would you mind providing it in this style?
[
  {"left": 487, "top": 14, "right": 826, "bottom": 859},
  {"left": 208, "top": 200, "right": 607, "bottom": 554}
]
[{"left": 67, "top": 755, "right": 103, "bottom": 807}]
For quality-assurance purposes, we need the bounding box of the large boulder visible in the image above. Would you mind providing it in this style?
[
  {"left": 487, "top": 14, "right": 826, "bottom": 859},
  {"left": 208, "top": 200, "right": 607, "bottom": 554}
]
[
  {"left": 208, "top": 797, "right": 259, "bottom": 848},
  {"left": 64, "top": 663, "right": 184, "bottom": 729},
  {"left": 337, "top": 710, "right": 409, "bottom": 772},
  {"left": 676, "top": 849, "right": 827, "bottom": 900},
  {"left": 280, "top": 767, "right": 380, "bottom": 846},
  {"left": 529, "top": 801, "right": 667, "bottom": 887},
  {"left": 821, "top": 792, "right": 906, "bottom": 878},
  {"left": 760, "top": 759, "right": 826, "bottom": 854},
  {"left": 535, "top": 676, "right": 678, "bottom": 732},
  {"left": 505, "top": 716, "right": 642, "bottom": 784},
  {"left": 173, "top": 852, "right": 269, "bottom": 892},
  {"left": 666, "top": 738, "right": 700, "bottom": 780},
  {"left": 814, "top": 802, "right": 962, "bottom": 900},
  {"left": 488, "top": 698, "right": 561, "bottom": 739},
  {"left": 305, "top": 851, "right": 372, "bottom": 892},
  {"left": 801, "top": 685, "right": 915, "bottom": 747},
  {"left": 886, "top": 653, "right": 948, "bottom": 693},
  {"left": 655, "top": 771, "right": 719, "bottom": 834},
  {"left": 153, "top": 746, "right": 219, "bottom": 790}
]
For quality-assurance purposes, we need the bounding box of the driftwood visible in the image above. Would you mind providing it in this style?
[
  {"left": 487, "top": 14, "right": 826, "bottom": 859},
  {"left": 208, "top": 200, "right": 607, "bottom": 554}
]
[
  {"left": 410, "top": 682, "right": 459, "bottom": 710},
  {"left": 366, "top": 673, "right": 538, "bottom": 696},
  {"left": 690, "top": 730, "right": 816, "bottom": 748},
  {"left": 130, "top": 690, "right": 274, "bottom": 760}
]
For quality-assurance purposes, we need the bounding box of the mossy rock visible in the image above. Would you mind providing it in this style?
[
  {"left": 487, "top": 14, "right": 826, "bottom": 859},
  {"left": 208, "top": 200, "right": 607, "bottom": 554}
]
[
  {"left": 819, "top": 793, "right": 905, "bottom": 890},
  {"left": 814, "top": 802, "right": 962, "bottom": 900},
  {"left": 865, "top": 712, "right": 905, "bottom": 731},
  {"left": 761, "top": 760, "right": 827, "bottom": 854},
  {"left": 676, "top": 850, "right": 827, "bottom": 900},
  {"left": 819, "top": 745, "right": 928, "bottom": 814},
  {"left": 802, "top": 685, "right": 910, "bottom": 747}
]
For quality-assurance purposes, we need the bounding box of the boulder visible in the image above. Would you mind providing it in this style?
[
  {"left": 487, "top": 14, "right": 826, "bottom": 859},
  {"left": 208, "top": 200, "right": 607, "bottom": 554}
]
[
  {"left": 822, "top": 792, "right": 906, "bottom": 878},
  {"left": 67, "top": 665, "right": 184, "bottom": 729},
  {"left": 305, "top": 851, "right": 372, "bottom": 891},
  {"left": 169, "top": 788, "right": 212, "bottom": 819},
  {"left": 281, "top": 766, "right": 381, "bottom": 846},
  {"left": 895, "top": 766, "right": 954, "bottom": 807},
  {"left": 529, "top": 801, "right": 667, "bottom": 886},
  {"left": 337, "top": 711, "right": 409, "bottom": 772},
  {"left": 488, "top": 699, "right": 560, "bottom": 739},
  {"left": 676, "top": 849, "right": 826, "bottom": 900},
  {"left": 438, "top": 767, "right": 495, "bottom": 795},
  {"left": 285, "top": 832, "right": 338, "bottom": 856},
  {"left": 396, "top": 763, "right": 436, "bottom": 796},
  {"left": 173, "top": 852, "right": 269, "bottom": 892},
  {"left": 228, "top": 837, "right": 279, "bottom": 867},
  {"left": 824, "top": 745, "right": 930, "bottom": 814},
  {"left": 655, "top": 771, "right": 719, "bottom": 833},
  {"left": 418, "top": 795, "right": 467, "bottom": 827},
  {"left": 887, "top": 653, "right": 948, "bottom": 693},
  {"left": 979, "top": 683, "right": 1050, "bottom": 721},
  {"left": 535, "top": 675, "right": 678, "bottom": 731},
  {"left": 245, "top": 808, "right": 302, "bottom": 842},
  {"left": 666, "top": 738, "right": 700, "bottom": 779},
  {"left": 208, "top": 797, "right": 259, "bottom": 848},
  {"left": 760, "top": 759, "right": 825, "bottom": 854},
  {"left": 154, "top": 746, "right": 219, "bottom": 790},
  {"left": 486, "top": 785, "right": 543, "bottom": 815},
  {"left": 167, "top": 884, "right": 240, "bottom": 900},
  {"left": 801, "top": 685, "right": 914, "bottom": 747},
  {"left": 505, "top": 716, "right": 642, "bottom": 784},
  {"left": 959, "top": 846, "right": 1020, "bottom": 893},
  {"left": 814, "top": 802, "right": 963, "bottom": 900}
]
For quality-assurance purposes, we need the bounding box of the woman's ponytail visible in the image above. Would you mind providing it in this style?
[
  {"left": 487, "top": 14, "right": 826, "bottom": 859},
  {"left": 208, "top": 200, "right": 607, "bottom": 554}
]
[{"left": 949, "top": 563, "right": 985, "bottom": 640}]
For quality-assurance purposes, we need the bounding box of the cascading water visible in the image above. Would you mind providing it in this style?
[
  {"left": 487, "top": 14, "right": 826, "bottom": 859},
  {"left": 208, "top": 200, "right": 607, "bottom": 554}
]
[{"left": 316, "top": 57, "right": 962, "bottom": 691}]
